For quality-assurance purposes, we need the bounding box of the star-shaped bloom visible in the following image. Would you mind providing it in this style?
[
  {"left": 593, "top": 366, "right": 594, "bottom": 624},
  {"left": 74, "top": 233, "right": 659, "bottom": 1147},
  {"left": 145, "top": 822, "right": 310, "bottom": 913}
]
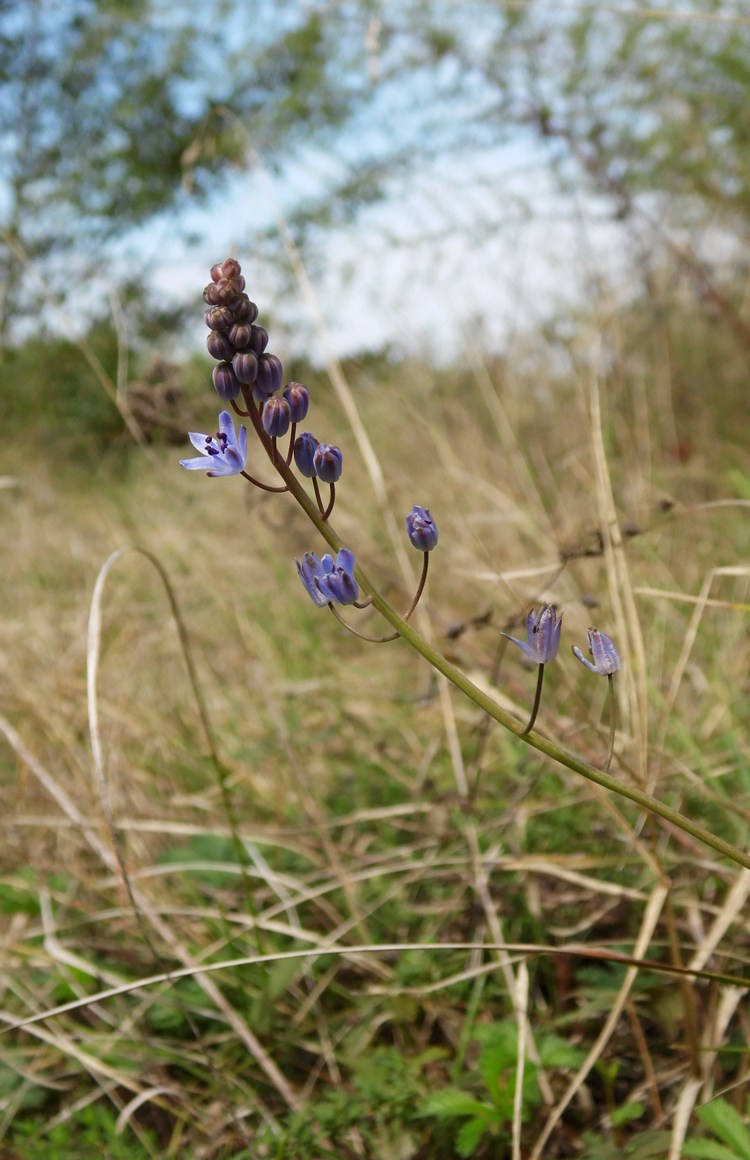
[
  {"left": 503, "top": 604, "right": 562, "bottom": 664},
  {"left": 572, "top": 629, "right": 621, "bottom": 675},
  {"left": 296, "top": 548, "right": 359, "bottom": 606},
  {"left": 180, "top": 411, "right": 248, "bottom": 477}
]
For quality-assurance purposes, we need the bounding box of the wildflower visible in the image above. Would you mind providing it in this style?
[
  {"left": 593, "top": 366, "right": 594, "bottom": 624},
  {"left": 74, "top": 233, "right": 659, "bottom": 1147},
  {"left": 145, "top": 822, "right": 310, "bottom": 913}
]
[
  {"left": 179, "top": 411, "right": 248, "bottom": 477},
  {"left": 313, "top": 443, "right": 343, "bottom": 484},
  {"left": 503, "top": 604, "right": 562, "bottom": 735},
  {"left": 572, "top": 628, "right": 621, "bottom": 773},
  {"left": 294, "top": 432, "right": 319, "bottom": 478},
  {"left": 406, "top": 505, "right": 438, "bottom": 551},
  {"left": 296, "top": 552, "right": 332, "bottom": 607},
  {"left": 572, "top": 629, "right": 621, "bottom": 675},
  {"left": 503, "top": 605, "right": 562, "bottom": 664},
  {"left": 296, "top": 548, "right": 359, "bottom": 606}
]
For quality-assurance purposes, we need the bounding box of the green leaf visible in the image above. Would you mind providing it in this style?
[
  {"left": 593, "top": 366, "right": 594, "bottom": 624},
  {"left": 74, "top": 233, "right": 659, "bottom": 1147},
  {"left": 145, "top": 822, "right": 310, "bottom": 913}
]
[
  {"left": 457, "top": 1116, "right": 493, "bottom": 1158},
  {"left": 697, "top": 1100, "right": 750, "bottom": 1159},
  {"left": 683, "top": 1143, "right": 746, "bottom": 1160},
  {"left": 419, "top": 1089, "right": 495, "bottom": 1120},
  {"left": 611, "top": 1101, "right": 646, "bottom": 1128}
]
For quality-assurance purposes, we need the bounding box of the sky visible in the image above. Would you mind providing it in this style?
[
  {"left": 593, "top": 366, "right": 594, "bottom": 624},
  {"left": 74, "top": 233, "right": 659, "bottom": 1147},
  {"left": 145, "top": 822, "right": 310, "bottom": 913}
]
[{"left": 124, "top": 140, "right": 629, "bottom": 366}]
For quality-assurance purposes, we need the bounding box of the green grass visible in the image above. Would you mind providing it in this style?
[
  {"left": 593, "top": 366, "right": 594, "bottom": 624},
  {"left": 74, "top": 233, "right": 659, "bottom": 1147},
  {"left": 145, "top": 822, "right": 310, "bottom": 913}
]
[{"left": 2, "top": 287, "right": 750, "bottom": 1157}]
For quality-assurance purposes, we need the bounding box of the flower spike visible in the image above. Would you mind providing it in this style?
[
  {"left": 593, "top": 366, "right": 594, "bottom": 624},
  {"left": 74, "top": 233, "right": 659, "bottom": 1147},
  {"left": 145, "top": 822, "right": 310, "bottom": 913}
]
[{"left": 179, "top": 411, "right": 248, "bottom": 477}]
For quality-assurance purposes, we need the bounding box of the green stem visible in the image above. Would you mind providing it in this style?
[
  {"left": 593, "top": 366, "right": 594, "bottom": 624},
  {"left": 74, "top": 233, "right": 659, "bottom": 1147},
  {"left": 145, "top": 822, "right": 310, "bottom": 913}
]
[
  {"left": 523, "top": 664, "right": 545, "bottom": 735},
  {"left": 272, "top": 456, "right": 750, "bottom": 872},
  {"left": 605, "top": 674, "right": 617, "bottom": 773}
]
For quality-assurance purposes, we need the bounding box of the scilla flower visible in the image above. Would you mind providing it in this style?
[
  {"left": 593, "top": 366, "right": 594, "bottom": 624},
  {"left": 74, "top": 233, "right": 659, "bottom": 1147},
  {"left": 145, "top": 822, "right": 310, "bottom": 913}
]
[
  {"left": 572, "top": 628, "right": 621, "bottom": 772},
  {"left": 572, "top": 629, "right": 621, "bottom": 675},
  {"left": 180, "top": 411, "right": 247, "bottom": 478},
  {"left": 503, "top": 605, "right": 562, "bottom": 665},
  {"left": 405, "top": 505, "right": 438, "bottom": 551},
  {"left": 502, "top": 604, "right": 562, "bottom": 734},
  {"left": 297, "top": 549, "right": 359, "bottom": 606}
]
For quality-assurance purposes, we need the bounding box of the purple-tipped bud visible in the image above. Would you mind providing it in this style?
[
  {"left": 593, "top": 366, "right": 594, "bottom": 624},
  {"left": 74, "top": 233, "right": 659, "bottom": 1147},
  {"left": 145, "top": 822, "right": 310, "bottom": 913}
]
[
  {"left": 219, "top": 258, "right": 242, "bottom": 280},
  {"left": 283, "top": 382, "right": 310, "bottom": 423},
  {"left": 210, "top": 262, "right": 224, "bottom": 282},
  {"left": 232, "top": 351, "right": 258, "bottom": 385},
  {"left": 503, "top": 604, "right": 562, "bottom": 665},
  {"left": 205, "top": 305, "right": 234, "bottom": 331},
  {"left": 262, "top": 396, "right": 291, "bottom": 438},
  {"left": 203, "top": 282, "right": 223, "bottom": 305},
  {"left": 255, "top": 353, "right": 283, "bottom": 399},
  {"left": 294, "top": 432, "right": 319, "bottom": 477},
  {"left": 212, "top": 362, "right": 241, "bottom": 401},
  {"left": 207, "top": 331, "right": 234, "bottom": 362},
  {"left": 234, "top": 297, "right": 259, "bottom": 324},
  {"left": 248, "top": 325, "right": 269, "bottom": 355},
  {"left": 313, "top": 443, "right": 343, "bottom": 484},
  {"left": 405, "top": 504, "right": 438, "bottom": 551},
  {"left": 572, "top": 629, "right": 621, "bottom": 675},
  {"left": 228, "top": 323, "right": 253, "bottom": 350}
]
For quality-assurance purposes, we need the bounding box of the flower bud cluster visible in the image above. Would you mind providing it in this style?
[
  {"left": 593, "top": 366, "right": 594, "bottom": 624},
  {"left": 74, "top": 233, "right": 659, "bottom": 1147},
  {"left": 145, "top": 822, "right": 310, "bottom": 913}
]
[{"left": 203, "top": 258, "right": 312, "bottom": 441}]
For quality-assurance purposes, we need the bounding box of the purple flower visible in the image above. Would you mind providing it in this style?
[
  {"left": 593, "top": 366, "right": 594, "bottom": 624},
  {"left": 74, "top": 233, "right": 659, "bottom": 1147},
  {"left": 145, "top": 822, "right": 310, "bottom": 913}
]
[
  {"left": 313, "top": 443, "right": 343, "bottom": 484},
  {"left": 503, "top": 605, "right": 562, "bottom": 664},
  {"left": 405, "top": 504, "right": 438, "bottom": 551},
  {"left": 572, "top": 629, "right": 621, "bottom": 675},
  {"left": 294, "top": 432, "right": 319, "bottom": 478},
  {"left": 296, "top": 548, "right": 359, "bottom": 606},
  {"left": 296, "top": 552, "right": 331, "bottom": 607},
  {"left": 180, "top": 411, "right": 248, "bottom": 478}
]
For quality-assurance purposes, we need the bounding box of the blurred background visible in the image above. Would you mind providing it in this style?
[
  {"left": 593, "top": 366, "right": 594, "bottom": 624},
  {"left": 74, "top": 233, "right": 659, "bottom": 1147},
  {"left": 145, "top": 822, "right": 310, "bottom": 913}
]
[{"left": 4, "top": 0, "right": 750, "bottom": 456}]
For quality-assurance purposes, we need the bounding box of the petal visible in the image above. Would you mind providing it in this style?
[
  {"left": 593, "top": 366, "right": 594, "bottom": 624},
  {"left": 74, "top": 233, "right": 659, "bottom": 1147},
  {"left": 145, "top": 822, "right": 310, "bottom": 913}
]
[
  {"left": 187, "top": 431, "right": 212, "bottom": 454},
  {"left": 180, "top": 455, "right": 214, "bottom": 471},
  {"left": 206, "top": 457, "right": 242, "bottom": 475},
  {"left": 572, "top": 645, "right": 598, "bottom": 673},
  {"left": 502, "top": 633, "right": 538, "bottom": 662},
  {"left": 336, "top": 548, "right": 356, "bottom": 576}
]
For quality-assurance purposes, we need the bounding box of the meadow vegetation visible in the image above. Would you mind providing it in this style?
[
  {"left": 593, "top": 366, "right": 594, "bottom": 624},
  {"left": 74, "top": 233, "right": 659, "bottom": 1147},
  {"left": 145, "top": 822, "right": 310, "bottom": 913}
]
[{"left": 1, "top": 266, "right": 749, "bottom": 1158}]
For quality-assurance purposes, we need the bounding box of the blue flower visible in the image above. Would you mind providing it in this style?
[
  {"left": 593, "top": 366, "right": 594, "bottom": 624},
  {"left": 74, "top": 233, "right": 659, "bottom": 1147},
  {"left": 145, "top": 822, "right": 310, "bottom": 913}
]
[
  {"left": 296, "top": 548, "right": 359, "bottom": 606},
  {"left": 296, "top": 552, "right": 331, "bottom": 607},
  {"left": 405, "top": 504, "right": 438, "bottom": 551},
  {"left": 572, "top": 629, "right": 621, "bottom": 675},
  {"left": 503, "top": 604, "right": 562, "bottom": 664},
  {"left": 180, "top": 411, "right": 248, "bottom": 477}
]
